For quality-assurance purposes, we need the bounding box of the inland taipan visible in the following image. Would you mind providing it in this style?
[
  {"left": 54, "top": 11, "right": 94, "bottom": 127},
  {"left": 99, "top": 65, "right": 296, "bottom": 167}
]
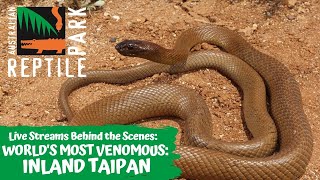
[{"left": 21, "top": 38, "right": 66, "bottom": 54}]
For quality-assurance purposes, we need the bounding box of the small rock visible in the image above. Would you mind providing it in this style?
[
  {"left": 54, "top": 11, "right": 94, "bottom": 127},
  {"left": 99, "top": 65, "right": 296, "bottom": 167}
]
[
  {"left": 136, "top": 17, "right": 146, "bottom": 23},
  {"left": 297, "top": 15, "right": 306, "bottom": 21},
  {"left": 109, "top": 57, "right": 116, "bottom": 60},
  {"left": 112, "top": 15, "right": 120, "bottom": 21},
  {"left": 1, "top": 85, "right": 9, "bottom": 95},
  {"left": 201, "top": 43, "right": 215, "bottom": 50},
  {"left": 24, "top": 101, "right": 32, "bottom": 106},
  {"left": 213, "top": 102, "right": 219, "bottom": 108},
  {"left": 93, "top": 0, "right": 105, "bottom": 7},
  {"left": 287, "top": 14, "right": 296, "bottom": 20},
  {"left": 191, "top": 44, "right": 201, "bottom": 51},
  {"left": 287, "top": 0, "right": 297, "bottom": 8},
  {"left": 126, "top": 22, "right": 133, "bottom": 30},
  {"left": 147, "top": 25, "right": 154, "bottom": 31},
  {"left": 252, "top": 24, "right": 258, "bottom": 29},
  {"left": 265, "top": 11, "right": 273, "bottom": 18},
  {"left": 21, "top": 113, "right": 29, "bottom": 118},
  {"left": 103, "top": 11, "right": 111, "bottom": 19},
  {"left": 239, "top": 24, "right": 258, "bottom": 36},
  {"left": 109, "top": 37, "right": 117, "bottom": 42},
  {"left": 206, "top": 15, "right": 216, "bottom": 23},
  {"left": 297, "top": 7, "right": 307, "bottom": 14},
  {"left": 20, "top": 110, "right": 30, "bottom": 118},
  {"left": 104, "top": 11, "right": 110, "bottom": 16},
  {"left": 2, "top": 49, "right": 6, "bottom": 53}
]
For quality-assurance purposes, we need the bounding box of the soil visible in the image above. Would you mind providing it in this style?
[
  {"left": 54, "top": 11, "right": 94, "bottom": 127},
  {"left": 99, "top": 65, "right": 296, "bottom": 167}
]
[{"left": 0, "top": 0, "right": 319, "bottom": 179}]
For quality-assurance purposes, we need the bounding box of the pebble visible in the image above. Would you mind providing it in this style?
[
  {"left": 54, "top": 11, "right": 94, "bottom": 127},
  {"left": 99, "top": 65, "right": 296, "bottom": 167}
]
[
  {"left": 136, "top": 17, "right": 146, "bottom": 23},
  {"left": 21, "top": 113, "right": 29, "bottom": 118},
  {"left": 252, "top": 24, "right": 258, "bottom": 30},
  {"left": 173, "top": 5, "right": 180, "bottom": 10},
  {"left": 192, "top": 44, "right": 201, "bottom": 51},
  {"left": 298, "top": 7, "right": 307, "bottom": 14},
  {"left": 287, "top": 14, "right": 296, "bottom": 20},
  {"left": 147, "top": 25, "right": 155, "bottom": 31},
  {"left": 265, "top": 11, "right": 273, "bottom": 18},
  {"left": 109, "top": 57, "right": 116, "bottom": 60},
  {"left": 1, "top": 85, "right": 9, "bottom": 95},
  {"left": 109, "top": 37, "right": 117, "bottom": 42},
  {"left": 24, "top": 101, "right": 32, "bottom": 106},
  {"left": 206, "top": 15, "right": 216, "bottom": 23},
  {"left": 112, "top": 15, "right": 120, "bottom": 21},
  {"left": 201, "top": 43, "right": 215, "bottom": 50},
  {"left": 239, "top": 24, "right": 258, "bottom": 36},
  {"left": 104, "top": 12, "right": 111, "bottom": 19},
  {"left": 20, "top": 110, "right": 30, "bottom": 118},
  {"left": 213, "top": 102, "right": 220, "bottom": 108},
  {"left": 287, "top": 0, "right": 297, "bottom": 8},
  {"left": 297, "top": 15, "right": 306, "bottom": 21},
  {"left": 93, "top": 0, "right": 105, "bottom": 7}
]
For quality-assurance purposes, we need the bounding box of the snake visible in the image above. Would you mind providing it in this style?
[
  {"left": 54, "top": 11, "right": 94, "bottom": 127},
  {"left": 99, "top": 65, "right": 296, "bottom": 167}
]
[
  {"left": 51, "top": 7, "right": 63, "bottom": 32},
  {"left": 59, "top": 25, "right": 313, "bottom": 179}
]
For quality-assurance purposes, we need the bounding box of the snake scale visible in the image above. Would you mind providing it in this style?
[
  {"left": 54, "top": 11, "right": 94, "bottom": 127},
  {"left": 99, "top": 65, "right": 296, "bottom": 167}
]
[{"left": 59, "top": 25, "right": 313, "bottom": 179}]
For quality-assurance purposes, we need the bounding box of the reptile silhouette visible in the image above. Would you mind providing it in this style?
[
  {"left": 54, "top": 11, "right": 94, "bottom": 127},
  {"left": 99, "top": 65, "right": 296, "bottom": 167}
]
[
  {"left": 21, "top": 38, "right": 65, "bottom": 54},
  {"left": 52, "top": 6, "right": 63, "bottom": 32},
  {"left": 20, "top": 7, "right": 65, "bottom": 54}
]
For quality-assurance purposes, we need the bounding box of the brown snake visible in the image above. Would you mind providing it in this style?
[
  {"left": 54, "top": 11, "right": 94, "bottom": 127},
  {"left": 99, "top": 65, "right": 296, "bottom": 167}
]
[{"left": 59, "top": 25, "right": 313, "bottom": 179}]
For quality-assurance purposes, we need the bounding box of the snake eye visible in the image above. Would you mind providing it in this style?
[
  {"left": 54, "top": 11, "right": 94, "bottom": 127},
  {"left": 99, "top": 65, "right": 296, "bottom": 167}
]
[
  {"left": 115, "top": 40, "right": 149, "bottom": 57},
  {"left": 127, "top": 44, "right": 134, "bottom": 50}
]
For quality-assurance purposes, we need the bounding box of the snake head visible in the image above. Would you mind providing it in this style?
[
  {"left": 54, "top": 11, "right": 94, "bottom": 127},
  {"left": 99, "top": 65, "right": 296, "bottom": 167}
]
[{"left": 115, "top": 40, "right": 160, "bottom": 58}]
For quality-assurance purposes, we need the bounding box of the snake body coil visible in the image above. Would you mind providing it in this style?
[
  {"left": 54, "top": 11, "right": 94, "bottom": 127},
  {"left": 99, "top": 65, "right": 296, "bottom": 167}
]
[{"left": 59, "top": 25, "right": 313, "bottom": 179}]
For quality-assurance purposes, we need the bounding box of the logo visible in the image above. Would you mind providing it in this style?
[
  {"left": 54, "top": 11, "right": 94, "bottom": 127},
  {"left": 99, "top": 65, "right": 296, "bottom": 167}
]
[
  {"left": 8, "top": 6, "right": 87, "bottom": 78},
  {"left": 17, "top": 7, "right": 66, "bottom": 55}
]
